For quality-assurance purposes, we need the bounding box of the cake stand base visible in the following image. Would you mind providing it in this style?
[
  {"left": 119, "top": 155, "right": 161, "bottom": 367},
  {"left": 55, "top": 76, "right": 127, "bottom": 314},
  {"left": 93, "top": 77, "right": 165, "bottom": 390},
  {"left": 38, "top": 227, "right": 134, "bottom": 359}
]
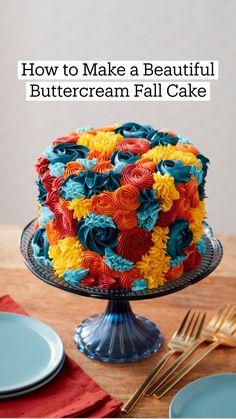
[{"left": 74, "top": 300, "right": 161, "bottom": 363}]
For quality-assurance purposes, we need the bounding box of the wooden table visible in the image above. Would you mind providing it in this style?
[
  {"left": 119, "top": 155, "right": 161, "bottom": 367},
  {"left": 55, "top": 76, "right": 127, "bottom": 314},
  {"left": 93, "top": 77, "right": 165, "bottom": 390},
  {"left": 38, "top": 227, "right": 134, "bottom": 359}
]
[{"left": 1, "top": 225, "right": 236, "bottom": 418}]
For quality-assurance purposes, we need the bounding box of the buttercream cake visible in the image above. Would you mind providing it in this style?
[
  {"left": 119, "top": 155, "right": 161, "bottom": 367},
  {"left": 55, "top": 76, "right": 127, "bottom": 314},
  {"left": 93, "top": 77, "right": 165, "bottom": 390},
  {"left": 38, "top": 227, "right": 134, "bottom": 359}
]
[{"left": 33, "top": 122, "right": 209, "bottom": 291}]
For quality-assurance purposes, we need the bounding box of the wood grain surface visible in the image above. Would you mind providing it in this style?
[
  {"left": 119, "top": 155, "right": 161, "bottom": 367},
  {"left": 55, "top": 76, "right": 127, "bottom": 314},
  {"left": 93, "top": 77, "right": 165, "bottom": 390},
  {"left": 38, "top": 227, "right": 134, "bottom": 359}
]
[{"left": 0, "top": 225, "right": 236, "bottom": 418}]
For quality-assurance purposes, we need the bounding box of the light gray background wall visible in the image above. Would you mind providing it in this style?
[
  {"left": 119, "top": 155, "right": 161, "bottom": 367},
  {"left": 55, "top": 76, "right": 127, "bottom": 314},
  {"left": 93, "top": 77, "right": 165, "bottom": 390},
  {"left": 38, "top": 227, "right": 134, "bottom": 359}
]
[{"left": 0, "top": 0, "right": 235, "bottom": 232}]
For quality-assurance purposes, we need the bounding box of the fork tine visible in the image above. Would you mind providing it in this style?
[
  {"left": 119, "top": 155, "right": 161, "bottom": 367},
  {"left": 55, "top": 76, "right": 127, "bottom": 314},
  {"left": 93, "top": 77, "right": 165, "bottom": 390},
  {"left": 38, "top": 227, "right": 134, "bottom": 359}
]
[
  {"left": 183, "top": 311, "right": 196, "bottom": 339},
  {"left": 195, "top": 312, "right": 206, "bottom": 339},
  {"left": 221, "top": 310, "right": 236, "bottom": 335},
  {"left": 145, "top": 311, "right": 205, "bottom": 398},
  {"left": 231, "top": 322, "right": 236, "bottom": 335},
  {"left": 213, "top": 304, "right": 234, "bottom": 331},
  {"left": 175, "top": 309, "right": 191, "bottom": 337},
  {"left": 219, "top": 305, "right": 235, "bottom": 329},
  {"left": 208, "top": 304, "right": 230, "bottom": 328},
  {"left": 189, "top": 312, "right": 200, "bottom": 339},
  {"left": 228, "top": 312, "right": 236, "bottom": 329}
]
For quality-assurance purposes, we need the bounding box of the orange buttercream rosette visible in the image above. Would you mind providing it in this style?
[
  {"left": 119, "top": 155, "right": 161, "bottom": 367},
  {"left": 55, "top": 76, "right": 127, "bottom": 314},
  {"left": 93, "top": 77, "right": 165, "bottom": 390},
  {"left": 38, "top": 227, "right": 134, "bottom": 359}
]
[
  {"left": 46, "top": 221, "right": 63, "bottom": 245},
  {"left": 185, "top": 177, "right": 200, "bottom": 208},
  {"left": 136, "top": 159, "right": 156, "bottom": 172},
  {"left": 92, "top": 161, "right": 114, "bottom": 173},
  {"left": 37, "top": 204, "right": 41, "bottom": 222},
  {"left": 52, "top": 135, "right": 78, "bottom": 145},
  {"left": 80, "top": 250, "right": 103, "bottom": 276},
  {"left": 119, "top": 268, "right": 141, "bottom": 289},
  {"left": 176, "top": 194, "right": 192, "bottom": 222},
  {"left": 64, "top": 161, "right": 83, "bottom": 177},
  {"left": 177, "top": 177, "right": 199, "bottom": 209},
  {"left": 91, "top": 185, "right": 140, "bottom": 230},
  {"left": 67, "top": 131, "right": 80, "bottom": 138},
  {"left": 87, "top": 150, "right": 111, "bottom": 162},
  {"left": 59, "top": 197, "right": 69, "bottom": 208},
  {"left": 113, "top": 185, "right": 140, "bottom": 211},
  {"left": 113, "top": 210, "right": 138, "bottom": 230},
  {"left": 76, "top": 126, "right": 116, "bottom": 138},
  {"left": 91, "top": 191, "right": 117, "bottom": 216},
  {"left": 101, "top": 261, "right": 121, "bottom": 279},
  {"left": 177, "top": 142, "right": 200, "bottom": 155}
]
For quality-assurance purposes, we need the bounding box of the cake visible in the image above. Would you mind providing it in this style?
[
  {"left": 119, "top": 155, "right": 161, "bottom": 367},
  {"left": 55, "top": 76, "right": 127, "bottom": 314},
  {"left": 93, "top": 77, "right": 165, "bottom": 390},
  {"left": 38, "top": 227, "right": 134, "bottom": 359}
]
[{"left": 33, "top": 122, "right": 209, "bottom": 291}]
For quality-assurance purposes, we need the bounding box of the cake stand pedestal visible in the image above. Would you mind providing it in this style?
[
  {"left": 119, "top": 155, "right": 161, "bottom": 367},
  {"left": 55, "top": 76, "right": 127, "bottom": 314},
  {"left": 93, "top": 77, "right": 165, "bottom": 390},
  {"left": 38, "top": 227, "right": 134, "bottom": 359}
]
[
  {"left": 74, "top": 299, "right": 161, "bottom": 363},
  {"left": 20, "top": 221, "right": 222, "bottom": 364}
]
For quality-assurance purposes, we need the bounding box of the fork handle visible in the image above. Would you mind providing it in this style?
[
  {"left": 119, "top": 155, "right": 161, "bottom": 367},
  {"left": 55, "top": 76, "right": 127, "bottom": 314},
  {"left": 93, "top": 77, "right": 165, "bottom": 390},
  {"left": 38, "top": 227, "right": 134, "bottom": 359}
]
[
  {"left": 154, "top": 340, "right": 221, "bottom": 398},
  {"left": 121, "top": 349, "right": 175, "bottom": 414},
  {"left": 145, "top": 340, "right": 203, "bottom": 396}
]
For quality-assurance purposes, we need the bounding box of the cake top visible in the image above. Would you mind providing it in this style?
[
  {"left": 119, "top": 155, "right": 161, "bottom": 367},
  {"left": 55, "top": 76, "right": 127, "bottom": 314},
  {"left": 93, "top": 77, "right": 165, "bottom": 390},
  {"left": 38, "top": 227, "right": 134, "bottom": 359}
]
[{"left": 34, "top": 122, "right": 209, "bottom": 291}]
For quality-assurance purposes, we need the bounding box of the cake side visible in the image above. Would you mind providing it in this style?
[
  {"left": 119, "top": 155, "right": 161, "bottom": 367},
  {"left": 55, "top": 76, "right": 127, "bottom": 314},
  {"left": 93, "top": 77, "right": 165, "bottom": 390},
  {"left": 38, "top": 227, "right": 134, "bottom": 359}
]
[{"left": 33, "top": 122, "right": 209, "bottom": 291}]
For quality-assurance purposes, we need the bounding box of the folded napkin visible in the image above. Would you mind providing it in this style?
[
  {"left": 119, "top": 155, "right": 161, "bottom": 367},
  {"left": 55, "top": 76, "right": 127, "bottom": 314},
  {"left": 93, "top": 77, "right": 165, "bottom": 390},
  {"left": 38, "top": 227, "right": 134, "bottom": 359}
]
[{"left": 0, "top": 295, "right": 122, "bottom": 418}]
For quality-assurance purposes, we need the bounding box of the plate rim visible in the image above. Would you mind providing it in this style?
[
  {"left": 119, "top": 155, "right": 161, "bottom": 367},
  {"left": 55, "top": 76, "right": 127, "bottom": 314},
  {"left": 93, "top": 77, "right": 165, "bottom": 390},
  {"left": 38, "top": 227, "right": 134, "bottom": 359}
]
[
  {"left": 0, "top": 352, "right": 65, "bottom": 400},
  {"left": 169, "top": 372, "right": 236, "bottom": 418},
  {"left": 0, "top": 312, "right": 64, "bottom": 393}
]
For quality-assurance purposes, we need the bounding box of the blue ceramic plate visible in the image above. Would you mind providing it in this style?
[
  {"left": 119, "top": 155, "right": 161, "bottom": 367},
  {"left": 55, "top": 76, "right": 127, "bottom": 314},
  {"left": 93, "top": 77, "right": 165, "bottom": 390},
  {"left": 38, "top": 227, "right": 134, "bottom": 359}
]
[
  {"left": 0, "top": 313, "right": 64, "bottom": 393},
  {"left": 0, "top": 353, "right": 65, "bottom": 399},
  {"left": 170, "top": 374, "right": 236, "bottom": 418}
]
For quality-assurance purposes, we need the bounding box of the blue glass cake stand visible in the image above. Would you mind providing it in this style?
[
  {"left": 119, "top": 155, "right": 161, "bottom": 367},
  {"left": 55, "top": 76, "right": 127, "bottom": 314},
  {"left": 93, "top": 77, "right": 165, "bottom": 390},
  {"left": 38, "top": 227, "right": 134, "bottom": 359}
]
[{"left": 20, "top": 221, "right": 222, "bottom": 364}]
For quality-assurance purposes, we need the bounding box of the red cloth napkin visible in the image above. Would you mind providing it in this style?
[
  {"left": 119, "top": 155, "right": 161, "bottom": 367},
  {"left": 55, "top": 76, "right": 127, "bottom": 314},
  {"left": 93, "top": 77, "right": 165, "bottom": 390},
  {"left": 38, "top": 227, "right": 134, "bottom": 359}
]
[{"left": 0, "top": 295, "right": 122, "bottom": 418}]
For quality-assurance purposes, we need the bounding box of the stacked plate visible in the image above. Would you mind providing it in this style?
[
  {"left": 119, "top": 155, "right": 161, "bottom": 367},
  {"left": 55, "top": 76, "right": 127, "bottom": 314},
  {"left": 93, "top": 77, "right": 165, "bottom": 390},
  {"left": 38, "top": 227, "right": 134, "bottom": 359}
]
[{"left": 0, "top": 313, "right": 64, "bottom": 399}]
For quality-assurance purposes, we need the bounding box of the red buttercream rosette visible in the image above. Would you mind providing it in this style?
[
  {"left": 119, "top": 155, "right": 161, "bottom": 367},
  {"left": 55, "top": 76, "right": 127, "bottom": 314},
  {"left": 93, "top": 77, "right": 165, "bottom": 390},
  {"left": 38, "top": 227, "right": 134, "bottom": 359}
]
[
  {"left": 165, "top": 263, "right": 184, "bottom": 280},
  {"left": 80, "top": 276, "right": 97, "bottom": 287},
  {"left": 80, "top": 251, "right": 103, "bottom": 276},
  {"left": 44, "top": 177, "right": 64, "bottom": 212},
  {"left": 41, "top": 170, "right": 55, "bottom": 192},
  {"left": 183, "top": 244, "right": 202, "bottom": 272},
  {"left": 120, "top": 165, "right": 154, "bottom": 190},
  {"left": 35, "top": 156, "right": 49, "bottom": 177},
  {"left": 45, "top": 190, "right": 59, "bottom": 212},
  {"left": 54, "top": 202, "right": 77, "bottom": 237},
  {"left": 117, "top": 228, "right": 153, "bottom": 263},
  {"left": 52, "top": 176, "right": 64, "bottom": 191},
  {"left": 97, "top": 274, "right": 119, "bottom": 290},
  {"left": 116, "top": 138, "right": 150, "bottom": 155},
  {"left": 156, "top": 200, "right": 179, "bottom": 227},
  {"left": 34, "top": 220, "right": 39, "bottom": 232},
  {"left": 157, "top": 192, "right": 194, "bottom": 227},
  {"left": 52, "top": 136, "right": 78, "bottom": 146}
]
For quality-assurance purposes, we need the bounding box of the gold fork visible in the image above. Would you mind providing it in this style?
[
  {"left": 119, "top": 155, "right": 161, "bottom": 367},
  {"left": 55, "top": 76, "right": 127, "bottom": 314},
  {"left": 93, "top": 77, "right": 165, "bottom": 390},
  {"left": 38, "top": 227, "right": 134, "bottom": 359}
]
[
  {"left": 146, "top": 303, "right": 233, "bottom": 396},
  {"left": 154, "top": 307, "right": 236, "bottom": 398},
  {"left": 121, "top": 309, "right": 205, "bottom": 414}
]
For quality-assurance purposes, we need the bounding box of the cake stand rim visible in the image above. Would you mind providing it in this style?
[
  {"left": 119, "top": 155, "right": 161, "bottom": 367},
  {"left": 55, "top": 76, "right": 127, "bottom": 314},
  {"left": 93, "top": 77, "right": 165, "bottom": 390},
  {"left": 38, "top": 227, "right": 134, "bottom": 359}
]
[{"left": 19, "top": 219, "right": 223, "bottom": 301}]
